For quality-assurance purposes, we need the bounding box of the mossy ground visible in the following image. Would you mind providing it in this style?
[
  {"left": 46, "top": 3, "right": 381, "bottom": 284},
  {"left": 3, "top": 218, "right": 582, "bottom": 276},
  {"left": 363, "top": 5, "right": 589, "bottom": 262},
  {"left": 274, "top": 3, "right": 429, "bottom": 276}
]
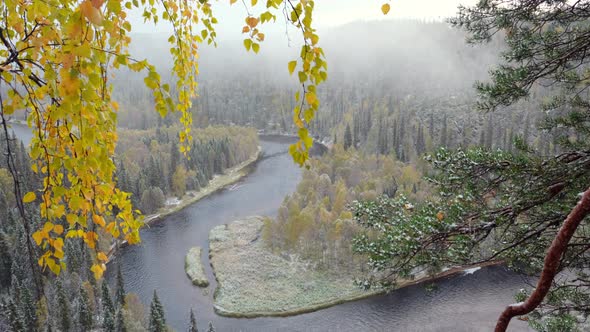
[{"left": 209, "top": 217, "right": 381, "bottom": 317}]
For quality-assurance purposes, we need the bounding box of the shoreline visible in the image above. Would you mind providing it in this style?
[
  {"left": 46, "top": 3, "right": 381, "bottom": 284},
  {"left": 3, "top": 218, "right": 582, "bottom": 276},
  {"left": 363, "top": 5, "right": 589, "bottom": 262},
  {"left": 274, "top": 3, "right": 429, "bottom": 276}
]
[
  {"left": 106, "top": 146, "right": 262, "bottom": 262},
  {"left": 210, "top": 217, "right": 503, "bottom": 318},
  {"left": 143, "top": 145, "right": 262, "bottom": 226}
]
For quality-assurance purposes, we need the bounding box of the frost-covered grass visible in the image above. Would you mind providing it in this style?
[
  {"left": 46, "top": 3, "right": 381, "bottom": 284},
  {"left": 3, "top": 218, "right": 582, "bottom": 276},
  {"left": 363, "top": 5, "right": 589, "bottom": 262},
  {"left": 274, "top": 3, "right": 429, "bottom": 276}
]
[
  {"left": 185, "top": 246, "right": 209, "bottom": 287},
  {"left": 209, "top": 217, "right": 382, "bottom": 317}
]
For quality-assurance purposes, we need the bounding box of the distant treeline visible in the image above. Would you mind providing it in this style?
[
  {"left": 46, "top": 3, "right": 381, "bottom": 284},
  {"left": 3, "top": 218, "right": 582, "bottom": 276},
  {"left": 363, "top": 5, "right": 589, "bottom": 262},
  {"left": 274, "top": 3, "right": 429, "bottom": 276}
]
[{"left": 106, "top": 19, "right": 562, "bottom": 163}]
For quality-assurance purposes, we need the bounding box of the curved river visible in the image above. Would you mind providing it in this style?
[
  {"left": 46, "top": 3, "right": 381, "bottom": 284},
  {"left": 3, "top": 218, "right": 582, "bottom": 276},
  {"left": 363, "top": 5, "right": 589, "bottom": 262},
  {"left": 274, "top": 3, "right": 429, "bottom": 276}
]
[{"left": 106, "top": 136, "right": 531, "bottom": 332}]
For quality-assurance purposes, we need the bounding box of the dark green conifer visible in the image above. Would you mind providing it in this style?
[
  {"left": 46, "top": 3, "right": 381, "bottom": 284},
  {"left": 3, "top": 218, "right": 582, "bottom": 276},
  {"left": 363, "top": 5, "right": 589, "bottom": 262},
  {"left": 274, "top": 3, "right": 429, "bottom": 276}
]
[
  {"left": 79, "top": 286, "right": 93, "bottom": 331},
  {"left": 148, "top": 290, "right": 166, "bottom": 332},
  {"left": 115, "top": 265, "right": 126, "bottom": 308},
  {"left": 188, "top": 308, "right": 198, "bottom": 332},
  {"left": 101, "top": 282, "right": 116, "bottom": 332}
]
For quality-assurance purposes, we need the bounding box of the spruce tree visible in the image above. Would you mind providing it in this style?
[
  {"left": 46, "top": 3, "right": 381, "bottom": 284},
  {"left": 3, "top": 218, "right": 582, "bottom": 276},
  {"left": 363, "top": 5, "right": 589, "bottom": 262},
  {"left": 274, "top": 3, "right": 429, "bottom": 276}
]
[
  {"left": 0, "top": 233, "right": 12, "bottom": 289},
  {"left": 2, "top": 299, "right": 25, "bottom": 332},
  {"left": 101, "top": 282, "right": 116, "bottom": 332},
  {"left": 116, "top": 306, "right": 127, "bottom": 332},
  {"left": 188, "top": 308, "right": 198, "bottom": 332},
  {"left": 18, "top": 285, "right": 37, "bottom": 332},
  {"left": 115, "top": 265, "right": 126, "bottom": 308},
  {"left": 148, "top": 290, "right": 166, "bottom": 332},
  {"left": 79, "top": 287, "right": 93, "bottom": 331},
  {"left": 343, "top": 123, "right": 352, "bottom": 150},
  {"left": 56, "top": 280, "right": 71, "bottom": 332}
]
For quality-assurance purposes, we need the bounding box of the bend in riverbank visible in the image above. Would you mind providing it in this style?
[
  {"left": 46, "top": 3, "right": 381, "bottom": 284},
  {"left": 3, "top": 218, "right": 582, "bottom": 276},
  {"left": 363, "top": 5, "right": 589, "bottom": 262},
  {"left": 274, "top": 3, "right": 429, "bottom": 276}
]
[
  {"left": 209, "top": 217, "right": 504, "bottom": 318},
  {"left": 106, "top": 146, "right": 262, "bottom": 262}
]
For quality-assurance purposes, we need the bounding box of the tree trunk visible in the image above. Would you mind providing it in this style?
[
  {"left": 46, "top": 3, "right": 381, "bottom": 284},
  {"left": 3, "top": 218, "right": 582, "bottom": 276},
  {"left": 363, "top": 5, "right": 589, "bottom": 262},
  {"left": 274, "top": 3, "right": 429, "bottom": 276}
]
[{"left": 495, "top": 187, "right": 590, "bottom": 332}]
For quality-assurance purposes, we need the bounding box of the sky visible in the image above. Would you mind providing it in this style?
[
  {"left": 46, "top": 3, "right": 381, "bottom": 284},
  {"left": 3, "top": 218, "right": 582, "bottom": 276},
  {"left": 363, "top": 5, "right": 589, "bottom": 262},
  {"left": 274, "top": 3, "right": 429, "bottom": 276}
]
[{"left": 129, "top": 0, "right": 477, "bottom": 36}]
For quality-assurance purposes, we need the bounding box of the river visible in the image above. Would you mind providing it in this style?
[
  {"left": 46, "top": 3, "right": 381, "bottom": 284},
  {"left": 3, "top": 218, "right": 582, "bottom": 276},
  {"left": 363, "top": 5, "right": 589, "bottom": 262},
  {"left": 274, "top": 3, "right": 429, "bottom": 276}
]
[
  {"left": 6, "top": 122, "right": 33, "bottom": 146},
  {"left": 103, "top": 136, "right": 531, "bottom": 332}
]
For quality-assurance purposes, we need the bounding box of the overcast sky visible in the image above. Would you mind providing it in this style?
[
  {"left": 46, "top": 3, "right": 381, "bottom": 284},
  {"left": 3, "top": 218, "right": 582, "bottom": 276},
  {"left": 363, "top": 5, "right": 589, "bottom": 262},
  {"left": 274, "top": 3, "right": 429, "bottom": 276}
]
[{"left": 129, "top": 0, "right": 477, "bottom": 36}]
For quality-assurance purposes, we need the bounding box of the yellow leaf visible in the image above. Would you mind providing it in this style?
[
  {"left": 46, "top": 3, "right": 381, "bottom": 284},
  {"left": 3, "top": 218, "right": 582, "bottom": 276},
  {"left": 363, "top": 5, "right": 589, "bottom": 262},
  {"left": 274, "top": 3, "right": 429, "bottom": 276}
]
[
  {"left": 43, "top": 222, "right": 54, "bottom": 232},
  {"left": 54, "top": 248, "right": 64, "bottom": 260},
  {"left": 91, "top": 264, "right": 105, "bottom": 280},
  {"left": 66, "top": 214, "right": 78, "bottom": 226},
  {"left": 97, "top": 252, "right": 108, "bottom": 262},
  {"left": 53, "top": 238, "right": 64, "bottom": 251},
  {"left": 80, "top": 0, "right": 103, "bottom": 25},
  {"left": 47, "top": 258, "right": 61, "bottom": 275},
  {"left": 32, "top": 231, "right": 45, "bottom": 246},
  {"left": 381, "top": 3, "right": 391, "bottom": 15},
  {"left": 54, "top": 224, "right": 64, "bottom": 235},
  {"left": 230, "top": 0, "right": 237, "bottom": 4},
  {"left": 92, "top": 214, "right": 106, "bottom": 227},
  {"left": 436, "top": 211, "right": 445, "bottom": 221},
  {"left": 23, "top": 192, "right": 36, "bottom": 203}
]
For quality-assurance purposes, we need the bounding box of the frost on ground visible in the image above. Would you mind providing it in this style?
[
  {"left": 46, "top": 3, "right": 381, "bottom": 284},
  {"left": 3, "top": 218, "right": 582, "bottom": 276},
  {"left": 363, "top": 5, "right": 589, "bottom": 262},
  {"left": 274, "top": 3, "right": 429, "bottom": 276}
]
[
  {"left": 185, "top": 246, "right": 209, "bottom": 287},
  {"left": 463, "top": 267, "right": 481, "bottom": 275},
  {"left": 209, "top": 217, "right": 380, "bottom": 317}
]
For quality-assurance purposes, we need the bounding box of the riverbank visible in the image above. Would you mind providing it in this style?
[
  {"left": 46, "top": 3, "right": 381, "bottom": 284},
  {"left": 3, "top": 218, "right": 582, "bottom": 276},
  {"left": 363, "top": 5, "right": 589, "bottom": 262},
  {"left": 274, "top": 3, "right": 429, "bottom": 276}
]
[
  {"left": 209, "top": 217, "right": 504, "bottom": 318},
  {"left": 106, "top": 146, "right": 262, "bottom": 261},
  {"left": 143, "top": 146, "right": 262, "bottom": 226}
]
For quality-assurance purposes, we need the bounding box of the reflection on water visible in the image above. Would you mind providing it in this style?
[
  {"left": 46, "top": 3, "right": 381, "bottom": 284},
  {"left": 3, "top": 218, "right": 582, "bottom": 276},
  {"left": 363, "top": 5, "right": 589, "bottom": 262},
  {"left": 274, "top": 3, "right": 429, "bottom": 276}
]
[{"left": 107, "top": 137, "right": 531, "bottom": 332}]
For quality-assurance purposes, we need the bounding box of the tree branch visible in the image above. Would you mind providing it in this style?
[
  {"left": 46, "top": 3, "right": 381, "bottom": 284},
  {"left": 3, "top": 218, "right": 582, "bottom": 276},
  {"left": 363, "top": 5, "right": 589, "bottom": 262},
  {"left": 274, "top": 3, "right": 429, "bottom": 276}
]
[{"left": 495, "top": 187, "right": 590, "bottom": 332}]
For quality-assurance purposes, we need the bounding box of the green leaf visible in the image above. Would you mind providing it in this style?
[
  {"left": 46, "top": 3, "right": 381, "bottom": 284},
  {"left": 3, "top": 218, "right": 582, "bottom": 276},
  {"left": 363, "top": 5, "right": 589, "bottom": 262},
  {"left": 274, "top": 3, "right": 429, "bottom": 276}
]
[
  {"left": 298, "top": 71, "right": 307, "bottom": 83},
  {"left": 243, "top": 39, "right": 252, "bottom": 51},
  {"left": 288, "top": 61, "right": 297, "bottom": 75}
]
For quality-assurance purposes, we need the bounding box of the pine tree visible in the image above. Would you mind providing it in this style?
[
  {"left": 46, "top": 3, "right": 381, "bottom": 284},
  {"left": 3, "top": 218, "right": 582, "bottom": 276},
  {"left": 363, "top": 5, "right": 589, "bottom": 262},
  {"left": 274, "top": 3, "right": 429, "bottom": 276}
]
[
  {"left": 149, "top": 290, "right": 166, "bottom": 332},
  {"left": 207, "top": 321, "right": 215, "bottom": 332},
  {"left": 101, "top": 282, "right": 116, "bottom": 332},
  {"left": 188, "top": 308, "right": 198, "bottom": 332},
  {"left": 115, "top": 265, "right": 126, "bottom": 308},
  {"left": 79, "top": 287, "right": 93, "bottom": 331},
  {"left": 56, "top": 280, "right": 71, "bottom": 332}
]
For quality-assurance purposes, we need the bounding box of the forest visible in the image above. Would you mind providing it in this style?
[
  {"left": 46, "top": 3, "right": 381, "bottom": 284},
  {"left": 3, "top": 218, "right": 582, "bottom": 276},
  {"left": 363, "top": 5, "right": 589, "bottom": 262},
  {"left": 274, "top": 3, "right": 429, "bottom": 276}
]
[{"left": 2, "top": 0, "right": 590, "bottom": 331}]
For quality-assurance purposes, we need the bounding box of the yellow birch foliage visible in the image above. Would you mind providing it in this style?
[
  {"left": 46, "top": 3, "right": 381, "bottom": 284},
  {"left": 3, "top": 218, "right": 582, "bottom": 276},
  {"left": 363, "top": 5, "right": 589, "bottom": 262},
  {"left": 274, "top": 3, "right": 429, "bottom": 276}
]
[{"left": 0, "top": 0, "right": 389, "bottom": 279}]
